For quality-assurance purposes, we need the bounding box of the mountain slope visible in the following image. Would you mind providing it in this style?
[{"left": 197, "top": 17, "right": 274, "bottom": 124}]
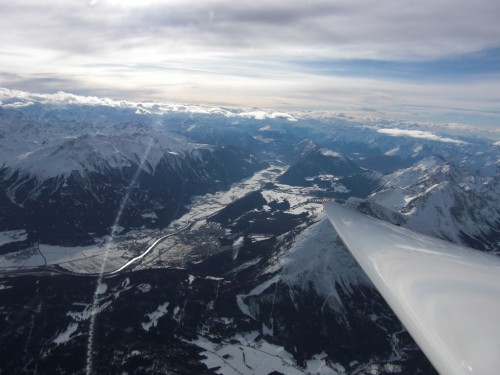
[
  {"left": 0, "top": 107, "right": 265, "bottom": 246},
  {"left": 366, "top": 158, "right": 500, "bottom": 251},
  {"left": 0, "top": 91, "right": 498, "bottom": 375},
  {"left": 278, "top": 147, "right": 361, "bottom": 187}
]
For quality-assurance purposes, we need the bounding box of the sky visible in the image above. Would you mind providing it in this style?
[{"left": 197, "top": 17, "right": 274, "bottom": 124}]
[{"left": 1, "top": 0, "right": 500, "bottom": 130}]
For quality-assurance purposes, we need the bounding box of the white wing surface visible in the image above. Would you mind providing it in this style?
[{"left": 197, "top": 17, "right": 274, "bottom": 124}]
[{"left": 324, "top": 201, "right": 500, "bottom": 375}]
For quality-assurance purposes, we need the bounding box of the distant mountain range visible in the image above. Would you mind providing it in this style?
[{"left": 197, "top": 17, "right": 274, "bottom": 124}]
[{"left": 0, "top": 90, "right": 498, "bottom": 374}]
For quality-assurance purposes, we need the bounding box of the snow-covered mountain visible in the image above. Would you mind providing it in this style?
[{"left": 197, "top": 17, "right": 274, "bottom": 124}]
[
  {"left": 278, "top": 147, "right": 361, "bottom": 185},
  {"left": 364, "top": 157, "right": 499, "bottom": 252},
  {"left": 0, "top": 89, "right": 498, "bottom": 375},
  {"left": 265, "top": 216, "right": 370, "bottom": 313},
  {"left": 0, "top": 105, "right": 265, "bottom": 245}
]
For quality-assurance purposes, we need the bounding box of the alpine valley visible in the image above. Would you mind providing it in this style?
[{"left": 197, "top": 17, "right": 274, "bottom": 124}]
[{"left": 0, "top": 89, "right": 498, "bottom": 375}]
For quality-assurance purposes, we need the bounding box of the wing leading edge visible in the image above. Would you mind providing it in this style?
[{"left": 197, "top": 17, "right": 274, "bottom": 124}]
[{"left": 324, "top": 201, "right": 500, "bottom": 375}]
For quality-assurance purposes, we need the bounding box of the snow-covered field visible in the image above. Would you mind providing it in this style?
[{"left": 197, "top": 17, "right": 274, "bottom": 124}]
[
  {"left": 0, "top": 230, "right": 27, "bottom": 246},
  {"left": 0, "top": 163, "right": 323, "bottom": 275},
  {"left": 170, "top": 164, "right": 288, "bottom": 228},
  {"left": 0, "top": 242, "right": 105, "bottom": 270},
  {"left": 191, "top": 331, "right": 348, "bottom": 375},
  {"left": 119, "top": 163, "right": 325, "bottom": 272}
]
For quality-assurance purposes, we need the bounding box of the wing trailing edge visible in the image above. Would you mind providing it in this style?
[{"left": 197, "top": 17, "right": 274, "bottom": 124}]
[{"left": 324, "top": 201, "right": 500, "bottom": 375}]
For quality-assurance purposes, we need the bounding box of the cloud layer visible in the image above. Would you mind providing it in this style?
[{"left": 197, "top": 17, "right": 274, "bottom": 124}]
[
  {"left": 377, "top": 128, "right": 467, "bottom": 144},
  {"left": 1, "top": 87, "right": 498, "bottom": 142},
  {"left": 1, "top": 0, "right": 500, "bottom": 128},
  {"left": 3, "top": 0, "right": 500, "bottom": 60}
]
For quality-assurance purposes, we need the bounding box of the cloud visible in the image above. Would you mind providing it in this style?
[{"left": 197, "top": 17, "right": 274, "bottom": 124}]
[
  {"left": 2, "top": 0, "right": 500, "bottom": 61},
  {"left": 2, "top": 87, "right": 499, "bottom": 142},
  {"left": 0, "top": 87, "right": 301, "bottom": 121},
  {"left": 0, "top": 87, "right": 126, "bottom": 107},
  {"left": 376, "top": 128, "right": 467, "bottom": 144},
  {"left": 1, "top": 0, "right": 500, "bottom": 129}
]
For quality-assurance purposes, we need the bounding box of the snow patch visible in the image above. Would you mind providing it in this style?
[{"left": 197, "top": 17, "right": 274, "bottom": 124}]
[
  {"left": 205, "top": 276, "right": 224, "bottom": 281},
  {"left": 236, "top": 276, "right": 281, "bottom": 319},
  {"left": 331, "top": 182, "right": 350, "bottom": 193},
  {"left": 0, "top": 230, "right": 27, "bottom": 246},
  {"left": 142, "top": 302, "right": 170, "bottom": 332},
  {"left": 306, "top": 352, "right": 344, "bottom": 375},
  {"left": 191, "top": 334, "right": 303, "bottom": 375},
  {"left": 232, "top": 236, "right": 244, "bottom": 260},
  {"left": 319, "top": 148, "right": 341, "bottom": 157},
  {"left": 384, "top": 147, "right": 400, "bottom": 156},
  {"left": 67, "top": 301, "right": 112, "bottom": 322},
  {"left": 141, "top": 212, "right": 158, "bottom": 219},
  {"left": 0, "top": 283, "right": 13, "bottom": 290},
  {"left": 249, "top": 235, "right": 272, "bottom": 242},
  {"left": 53, "top": 323, "right": 79, "bottom": 345},
  {"left": 191, "top": 333, "right": 344, "bottom": 375},
  {"left": 137, "top": 283, "right": 151, "bottom": 293}
]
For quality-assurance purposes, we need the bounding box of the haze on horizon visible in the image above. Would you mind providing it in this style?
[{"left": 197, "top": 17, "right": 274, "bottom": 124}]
[{"left": 1, "top": 0, "right": 500, "bottom": 130}]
